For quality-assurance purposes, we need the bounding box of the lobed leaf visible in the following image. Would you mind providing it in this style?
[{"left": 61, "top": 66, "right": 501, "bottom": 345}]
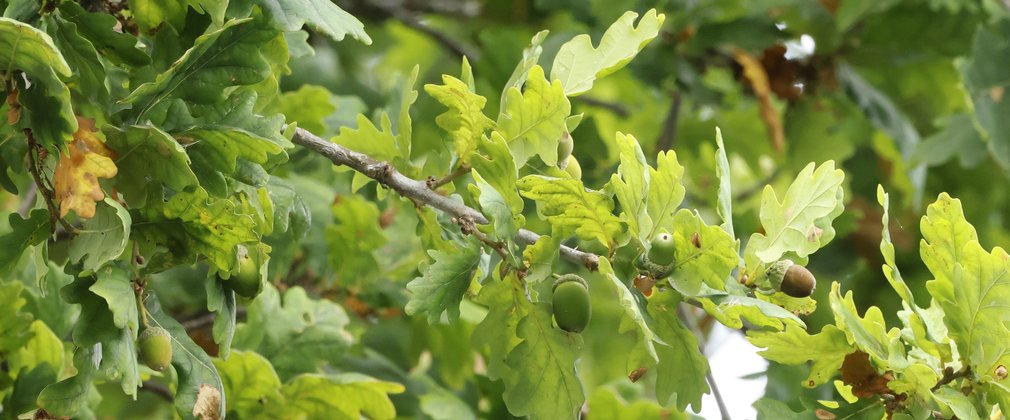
[
  {"left": 405, "top": 240, "right": 482, "bottom": 324},
  {"left": 518, "top": 175, "right": 622, "bottom": 249},
  {"left": 497, "top": 65, "right": 571, "bottom": 167},
  {"left": 550, "top": 9, "right": 666, "bottom": 96}
]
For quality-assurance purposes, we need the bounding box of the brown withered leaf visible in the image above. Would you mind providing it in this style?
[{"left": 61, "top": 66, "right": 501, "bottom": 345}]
[
  {"left": 6, "top": 87, "right": 20, "bottom": 124},
  {"left": 53, "top": 117, "right": 117, "bottom": 219},
  {"left": 840, "top": 351, "right": 894, "bottom": 398}
]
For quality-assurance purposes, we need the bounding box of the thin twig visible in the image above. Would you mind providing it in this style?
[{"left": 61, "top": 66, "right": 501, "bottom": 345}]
[
  {"left": 289, "top": 127, "right": 599, "bottom": 271},
  {"left": 24, "top": 129, "right": 75, "bottom": 233},
  {"left": 427, "top": 164, "right": 470, "bottom": 190},
  {"left": 930, "top": 366, "right": 970, "bottom": 392},
  {"left": 655, "top": 91, "right": 683, "bottom": 153},
  {"left": 678, "top": 304, "right": 731, "bottom": 420},
  {"left": 574, "top": 96, "right": 631, "bottom": 118},
  {"left": 373, "top": 3, "right": 478, "bottom": 62},
  {"left": 141, "top": 380, "right": 173, "bottom": 402}
]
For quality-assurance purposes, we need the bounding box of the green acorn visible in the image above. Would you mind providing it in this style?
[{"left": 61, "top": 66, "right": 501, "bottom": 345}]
[
  {"left": 223, "top": 245, "right": 263, "bottom": 298},
  {"left": 552, "top": 274, "right": 591, "bottom": 333},
  {"left": 139, "top": 326, "right": 173, "bottom": 371}
]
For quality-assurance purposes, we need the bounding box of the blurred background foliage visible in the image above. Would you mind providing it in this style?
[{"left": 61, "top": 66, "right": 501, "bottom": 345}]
[{"left": 26, "top": 0, "right": 1007, "bottom": 417}]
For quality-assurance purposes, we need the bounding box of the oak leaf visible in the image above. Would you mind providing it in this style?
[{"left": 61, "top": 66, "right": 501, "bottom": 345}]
[{"left": 54, "top": 118, "right": 118, "bottom": 218}]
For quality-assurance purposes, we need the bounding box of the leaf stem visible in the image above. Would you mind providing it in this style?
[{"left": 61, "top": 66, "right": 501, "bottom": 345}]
[{"left": 289, "top": 126, "right": 600, "bottom": 271}]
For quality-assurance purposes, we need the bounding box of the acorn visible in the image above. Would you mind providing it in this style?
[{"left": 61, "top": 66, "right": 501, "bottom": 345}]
[
  {"left": 765, "top": 260, "right": 816, "bottom": 298},
  {"left": 552, "top": 274, "right": 591, "bottom": 333},
  {"left": 139, "top": 326, "right": 173, "bottom": 371}
]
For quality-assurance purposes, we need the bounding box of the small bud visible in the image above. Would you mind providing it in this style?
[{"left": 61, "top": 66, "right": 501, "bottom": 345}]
[
  {"left": 997, "top": 365, "right": 1008, "bottom": 380},
  {"left": 628, "top": 367, "right": 647, "bottom": 382}
]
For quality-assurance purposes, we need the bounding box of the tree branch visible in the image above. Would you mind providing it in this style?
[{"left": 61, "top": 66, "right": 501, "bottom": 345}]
[{"left": 289, "top": 127, "right": 599, "bottom": 271}]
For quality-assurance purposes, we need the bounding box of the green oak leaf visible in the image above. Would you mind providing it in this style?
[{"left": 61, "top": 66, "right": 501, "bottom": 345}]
[
  {"left": 8, "top": 320, "right": 64, "bottom": 376},
  {"left": 497, "top": 65, "right": 571, "bottom": 167},
  {"left": 186, "top": 91, "right": 290, "bottom": 150},
  {"left": 472, "top": 132, "right": 523, "bottom": 212},
  {"left": 213, "top": 350, "right": 284, "bottom": 416},
  {"left": 0, "top": 282, "right": 33, "bottom": 354},
  {"left": 667, "top": 209, "right": 738, "bottom": 295},
  {"left": 266, "top": 176, "right": 311, "bottom": 238},
  {"left": 646, "top": 148, "right": 687, "bottom": 240},
  {"left": 0, "top": 209, "right": 50, "bottom": 276},
  {"left": 517, "top": 175, "right": 622, "bottom": 249},
  {"left": 921, "top": 193, "right": 1010, "bottom": 381},
  {"left": 67, "top": 199, "right": 131, "bottom": 272},
  {"left": 748, "top": 324, "right": 853, "bottom": 387},
  {"left": 273, "top": 373, "right": 404, "bottom": 419},
  {"left": 588, "top": 387, "right": 688, "bottom": 419},
  {"left": 179, "top": 126, "right": 285, "bottom": 172},
  {"left": 55, "top": 2, "right": 149, "bottom": 66},
  {"left": 878, "top": 186, "right": 948, "bottom": 359},
  {"left": 599, "top": 257, "right": 659, "bottom": 359},
  {"left": 206, "top": 275, "right": 238, "bottom": 359},
  {"left": 503, "top": 303, "right": 584, "bottom": 420},
  {"left": 0, "top": 18, "right": 77, "bottom": 150},
  {"left": 276, "top": 84, "right": 337, "bottom": 135},
  {"left": 469, "top": 169, "right": 522, "bottom": 263},
  {"left": 396, "top": 66, "right": 419, "bottom": 160},
  {"left": 405, "top": 240, "right": 482, "bottom": 324},
  {"left": 230, "top": 0, "right": 370, "bottom": 44},
  {"left": 933, "top": 386, "right": 983, "bottom": 420},
  {"left": 888, "top": 363, "right": 939, "bottom": 406},
  {"left": 324, "top": 195, "right": 385, "bottom": 285},
  {"left": 920, "top": 193, "right": 977, "bottom": 302},
  {"left": 647, "top": 292, "right": 710, "bottom": 412},
  {"left": 550, "top": 9, "right": 665, "bottom": 96},
  {"left": 233, "top": 285, "right": 352, "bottom": 379},
  {"left": 500, "top": 30, "right": 548, "bottom": 112},
  {"left": 123, "top": 16, "right": 279, "bottom": 118},
  {"left": 959, "top": 21, "right": 1010, "bottom": 172},
  {"left": 424, "top": 73, "right": 495, "bottom": 164},
  {"left": 331, "top": 113, "right": 406, "bottom": 192},
  {"left": 87, "top": 265, "right": 138, "bottom": 336},
  {"left": 692, "top": 289, "right": 804, "bottom": 331},
  {"left": 98, "top": 325, "right": 141, "bottom": 398},
  {"left": 829, "top": 282, "right": 902, "bottom": 364},
  {"left": 609, "top": 132, "right": 651, "bottom": 242},
  {"left": 522, "top": 234, "right": 561, "bottom": 284},
  {"left": 753, "top": 398, "right": 815, "bottom": 419},
  {"left": 46, "top": 11, "right": 110, "bottom": 106},
  {"left": 714, "top": 128, "right": 735, "bottom": 237},
  {"left": 470, "top": 277, "right": 525, "bottom": 381},
  {"left": 37, "top": 347, "right": 97, "bottom": 417},
  {"left": 104, "top": 125, "right": 200, "bottom": 207},
  {"left": 162, "top": 186, "right": 260, "bottom": 272},
  {"left": 145, "top": 292, "right": 227, "bottom": 419},
  {"left": 745, "top": 161, "right": 845, "bottom": 264}
]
